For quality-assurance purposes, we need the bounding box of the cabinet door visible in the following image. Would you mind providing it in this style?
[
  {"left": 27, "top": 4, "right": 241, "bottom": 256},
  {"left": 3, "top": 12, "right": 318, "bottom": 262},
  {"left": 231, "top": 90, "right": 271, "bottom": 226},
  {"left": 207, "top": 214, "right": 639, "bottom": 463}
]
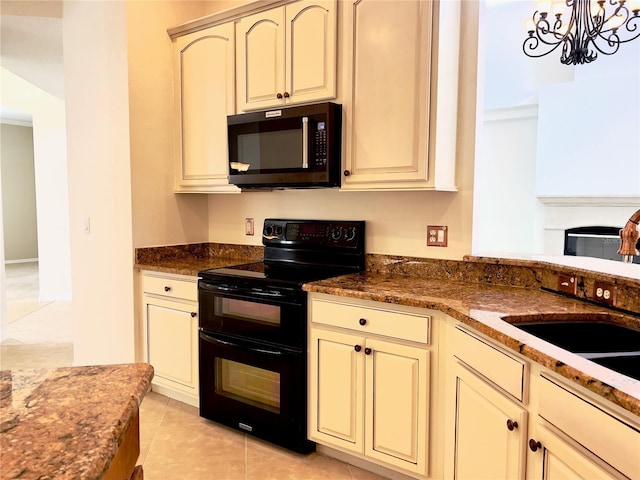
[
  {"left": 309, "top": 328, "right": 365, "bottom": 453},
  {"left": 365, "top": 338, "right": 429, "bottom": 476},
  {"left": 342, "top": 0, "right": 433, "bottom": 189},
  {"left": 174, "top": 22, "right": 238, "bottom": 193},
  {"left": 450, "top": 362, "right": 527, "bottom": 480},
  {"left": 285, "top": 0, "right": 337, "bottom": 105},
  {"left": 146, "top": 301, "right": 198, "bottom": 391},
  {"left": 236, "top": 8, "right": 286, "bottom": 111},
  {"left": 532, "top": 425, "right": 624, "bottom": 480}
]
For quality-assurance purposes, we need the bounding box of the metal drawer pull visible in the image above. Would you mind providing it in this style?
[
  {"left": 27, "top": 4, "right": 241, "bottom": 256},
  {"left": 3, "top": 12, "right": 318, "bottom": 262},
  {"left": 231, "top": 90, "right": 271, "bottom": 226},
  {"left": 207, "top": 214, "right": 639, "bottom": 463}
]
[
  {"left": 529, "top": 439, "right": 542, "bottom": 452},
  {"left": 359, "top": 318, "right": 367, "bottom": 326},
  {"left": 164, "top": 286, "right": 171, "bottom": 292},
  {"left": 506, "top": 419, "right": 518, "bottom": 431}
]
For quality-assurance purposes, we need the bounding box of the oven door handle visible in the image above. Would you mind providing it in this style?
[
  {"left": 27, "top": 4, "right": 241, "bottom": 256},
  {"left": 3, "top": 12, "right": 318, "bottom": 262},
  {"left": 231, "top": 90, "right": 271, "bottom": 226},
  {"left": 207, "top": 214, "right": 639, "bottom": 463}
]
[
  {"left": 199, "top": 282, "right": 238, "bottom": 293},
  {"left": 199, "top": 332, "right": 284, "bottom": 357}
]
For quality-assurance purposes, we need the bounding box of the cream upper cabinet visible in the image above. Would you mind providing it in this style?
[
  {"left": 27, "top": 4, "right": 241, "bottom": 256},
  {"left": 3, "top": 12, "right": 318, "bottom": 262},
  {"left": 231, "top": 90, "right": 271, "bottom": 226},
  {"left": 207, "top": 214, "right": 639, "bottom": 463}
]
[
  {"left": 236, "top": 0, "right": 337, "bottom": 111},
  {"left": 173, "top": 22, "right": 239, "bottom": 193},
  {"left": 341, "top": 0, "right": 460, "bottom": 191},
  {"left": 308, "top": 295, "right": 430, "bottom": 477}
]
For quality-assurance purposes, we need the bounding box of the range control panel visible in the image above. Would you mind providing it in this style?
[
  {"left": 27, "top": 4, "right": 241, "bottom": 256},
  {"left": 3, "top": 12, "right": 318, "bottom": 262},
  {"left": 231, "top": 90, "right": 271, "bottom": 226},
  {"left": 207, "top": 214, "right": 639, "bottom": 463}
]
[{"left": 262, "top": 219, "right": 365, "bottom": 249}]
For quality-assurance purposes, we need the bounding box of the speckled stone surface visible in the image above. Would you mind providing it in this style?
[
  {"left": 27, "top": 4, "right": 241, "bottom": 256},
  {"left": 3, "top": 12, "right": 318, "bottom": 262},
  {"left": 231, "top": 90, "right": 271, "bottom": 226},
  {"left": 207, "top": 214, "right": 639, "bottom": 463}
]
[
  {"left": 303, "top": 271, "right": 640, "bottom": 418},
  {"left": 0, "top": 363, "right": 153, "bottom": 479},
  {"left": 132, "top": 245, "right": 640, "bottom": 418},
  {"left": 134, "top": 243, "right": 263, "bottom": 276}
]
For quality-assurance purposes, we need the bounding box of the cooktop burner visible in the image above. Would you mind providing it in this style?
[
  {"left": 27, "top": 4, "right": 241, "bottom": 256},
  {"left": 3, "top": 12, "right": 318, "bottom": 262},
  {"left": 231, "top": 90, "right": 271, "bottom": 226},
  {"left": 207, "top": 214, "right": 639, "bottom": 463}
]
[{"left": 199, "top": 261, "right": 354, "bottom": 286}]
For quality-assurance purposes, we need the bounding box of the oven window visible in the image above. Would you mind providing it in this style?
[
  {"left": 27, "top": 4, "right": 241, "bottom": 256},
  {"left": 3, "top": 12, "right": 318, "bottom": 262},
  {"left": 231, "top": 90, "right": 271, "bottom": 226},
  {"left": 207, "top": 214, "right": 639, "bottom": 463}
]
[
  {"left": 215, "top": 358, "right": 281, "bottom": 413},
  {"left": 216, "top": 298, "right": 281, "bottom": 326}
]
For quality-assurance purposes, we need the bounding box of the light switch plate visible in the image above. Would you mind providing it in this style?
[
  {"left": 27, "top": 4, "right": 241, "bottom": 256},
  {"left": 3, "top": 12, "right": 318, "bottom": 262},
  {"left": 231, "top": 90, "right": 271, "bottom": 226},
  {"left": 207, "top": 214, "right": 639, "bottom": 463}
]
[
  {"left": 427, "top": 225, "right": 448, "bottom": 247},
  {"left": 557, "top": 274, "right": 577, "bottom": 295},
  {"left": 245, "top": 218, "right": 254, "bottom": 236}
]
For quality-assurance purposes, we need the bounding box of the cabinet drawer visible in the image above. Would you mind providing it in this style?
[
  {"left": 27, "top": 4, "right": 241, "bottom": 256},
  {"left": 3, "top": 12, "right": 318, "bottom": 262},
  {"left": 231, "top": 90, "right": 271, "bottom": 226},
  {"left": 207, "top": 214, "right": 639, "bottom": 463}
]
[
  {"left": 538, "top": 375, "right": 640, "bottom": 479},
  {"left": 143, "top": 273, "right": 197, "bottom": 302},
  {"left": 452, "top": 326, "right": 526, "bottom": 401},
  {"left": 310, "top": 298, "right": 429, "bottom": 344}
]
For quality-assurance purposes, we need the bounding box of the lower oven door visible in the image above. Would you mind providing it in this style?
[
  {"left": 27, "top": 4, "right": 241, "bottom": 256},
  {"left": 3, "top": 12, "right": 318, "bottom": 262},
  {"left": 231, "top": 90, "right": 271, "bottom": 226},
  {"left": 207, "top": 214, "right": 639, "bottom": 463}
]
[{"left": 199, "top": 330, "right": 315, "bottom": 454}]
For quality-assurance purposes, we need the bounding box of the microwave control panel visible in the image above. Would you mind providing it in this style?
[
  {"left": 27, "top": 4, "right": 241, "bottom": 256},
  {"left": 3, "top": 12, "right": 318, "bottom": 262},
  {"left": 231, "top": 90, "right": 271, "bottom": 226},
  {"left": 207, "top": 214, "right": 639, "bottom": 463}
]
[{"left": 314, "top": 123, "right": 327, "bottom": 168}]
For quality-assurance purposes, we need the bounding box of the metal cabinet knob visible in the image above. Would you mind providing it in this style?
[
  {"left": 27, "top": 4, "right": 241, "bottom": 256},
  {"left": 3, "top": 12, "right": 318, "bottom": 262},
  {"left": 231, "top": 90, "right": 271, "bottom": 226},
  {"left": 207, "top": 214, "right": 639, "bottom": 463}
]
[
  {"left": 354, "top": 345, "right": 362, "bottom": 352},
  {"left": 506, "top": 419, "right": 518, "bottom": 431},
  {"left": 529, "top": 439, "right": 542, "bottom": 452},
  {"left": 359, "top": 318, "right": 367, "bottom": 326},
  {"left": 191, "top": 312, "right": 197, "bottom": 318},
  {"left": 276, "top": 93, "right": 283, "bottom": 99},
  {"left": 164, "top": 286, "right": 171, "bottom": 292},
  {"left": 283, "top": 92, "right": 290, "bottom": 98},
  {"left": 364, "top": 347, "right": 372, "bottom": 355},
  {"left": 344, "top": 170, "right": 351, "bottom": 177}
]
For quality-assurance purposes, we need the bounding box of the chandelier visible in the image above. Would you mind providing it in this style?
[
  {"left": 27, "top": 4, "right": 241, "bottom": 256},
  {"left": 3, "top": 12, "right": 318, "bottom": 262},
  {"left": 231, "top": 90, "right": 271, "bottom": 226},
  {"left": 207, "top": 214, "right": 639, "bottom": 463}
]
[{"left": 523, "top": 0, "right": 640, "bottom": 64}]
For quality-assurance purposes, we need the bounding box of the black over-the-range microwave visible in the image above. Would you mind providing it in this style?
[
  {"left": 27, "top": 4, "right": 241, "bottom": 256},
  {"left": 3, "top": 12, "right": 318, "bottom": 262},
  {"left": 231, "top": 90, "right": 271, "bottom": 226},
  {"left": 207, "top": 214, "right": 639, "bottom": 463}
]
[{"left": 227, "top": 102, "right": 342, "bottom": 189}]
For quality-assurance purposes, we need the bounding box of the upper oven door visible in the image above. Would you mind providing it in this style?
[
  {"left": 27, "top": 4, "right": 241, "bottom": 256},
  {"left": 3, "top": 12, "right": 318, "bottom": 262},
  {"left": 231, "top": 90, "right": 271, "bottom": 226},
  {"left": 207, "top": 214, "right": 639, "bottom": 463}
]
[{"left": 198, "top": 280, "right": 306, "bottom": 349}]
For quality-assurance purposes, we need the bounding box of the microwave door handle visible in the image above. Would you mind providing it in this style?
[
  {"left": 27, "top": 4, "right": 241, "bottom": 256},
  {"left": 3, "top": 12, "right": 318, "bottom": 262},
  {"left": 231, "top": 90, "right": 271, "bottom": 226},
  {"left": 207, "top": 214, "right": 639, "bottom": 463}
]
[{"left": 302, "top": 117, "right": 309, "bottom": 169}]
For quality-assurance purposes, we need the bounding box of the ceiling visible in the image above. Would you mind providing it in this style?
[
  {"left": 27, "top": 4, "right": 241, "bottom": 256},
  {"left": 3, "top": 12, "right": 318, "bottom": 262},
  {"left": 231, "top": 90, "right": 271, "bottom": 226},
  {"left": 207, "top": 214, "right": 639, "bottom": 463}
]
[{"left": 0, "top": 0, "right": 64, "bottom": 123}]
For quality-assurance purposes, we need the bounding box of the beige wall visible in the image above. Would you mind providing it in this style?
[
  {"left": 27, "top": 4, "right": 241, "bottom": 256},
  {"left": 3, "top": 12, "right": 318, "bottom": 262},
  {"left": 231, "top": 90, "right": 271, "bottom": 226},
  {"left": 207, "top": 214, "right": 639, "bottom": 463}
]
[
  {"left": 0, "top": 123, "right": 38, "bottom": 261},
  {"left": 128, "top": 1, "right": 240, "bottom": 249},
  {"left": 208, "top": 1, "right": 479, "bottom": 260}
]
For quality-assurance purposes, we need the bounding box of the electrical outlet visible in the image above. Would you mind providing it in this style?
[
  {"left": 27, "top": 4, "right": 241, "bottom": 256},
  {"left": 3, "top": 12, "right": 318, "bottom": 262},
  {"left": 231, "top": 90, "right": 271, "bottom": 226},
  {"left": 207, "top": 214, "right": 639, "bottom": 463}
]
[
  {"left": 245, "top": 218, "right": 254, "bottom": 236},
  {"left": 593, "top": 281, "right": 617, "bottom": 306},
  {"left": 427, "top": 225, "right": 448, "bottom": 247},
  {"left": 557, "top": 274, "right": 577, "bottom": 295}
]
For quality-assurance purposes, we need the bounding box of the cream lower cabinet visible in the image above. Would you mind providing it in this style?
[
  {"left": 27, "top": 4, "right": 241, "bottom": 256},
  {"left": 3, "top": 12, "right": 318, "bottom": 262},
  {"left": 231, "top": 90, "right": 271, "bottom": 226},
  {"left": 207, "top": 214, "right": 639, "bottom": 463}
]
[
  {"left": 529, "top": 375, "right": 638, "bottom": 480},
  {"left": 445, "top": 326, "right": 528, "bottom": 480},
  {"left": 308, "top": 294, "right": 430, "bottom": 478},
  {"left": 236, "top": 0, "right": 337, "bottom": 111},
  {"left": 141, "top": 272, "right": 199, "bottom": 407},
  {"left": 445, "top": 324, "right": 639, "bottom": 480},
  {"left": 449, "top": 363, "right": 528, "bottom": 479},
  {"left": 172, "top": 22, "right": 239, "bottom": 193}
]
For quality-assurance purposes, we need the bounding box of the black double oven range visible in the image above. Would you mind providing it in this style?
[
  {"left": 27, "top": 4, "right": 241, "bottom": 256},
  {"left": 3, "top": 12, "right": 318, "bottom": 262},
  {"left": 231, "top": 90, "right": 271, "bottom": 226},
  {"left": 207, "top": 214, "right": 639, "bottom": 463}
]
[{"left": 197, "top": 219, "right": 365, "bottom": 453}]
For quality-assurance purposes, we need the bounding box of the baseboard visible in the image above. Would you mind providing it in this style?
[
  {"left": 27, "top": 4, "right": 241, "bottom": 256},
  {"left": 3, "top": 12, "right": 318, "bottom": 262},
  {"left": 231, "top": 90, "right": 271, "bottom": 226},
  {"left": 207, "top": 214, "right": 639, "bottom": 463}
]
[
  {"left": 4, "top": 258, "right": 38, "bottom": 265},
  {"left": 316, "top": 445, "right": 418, "bottom": 480}
]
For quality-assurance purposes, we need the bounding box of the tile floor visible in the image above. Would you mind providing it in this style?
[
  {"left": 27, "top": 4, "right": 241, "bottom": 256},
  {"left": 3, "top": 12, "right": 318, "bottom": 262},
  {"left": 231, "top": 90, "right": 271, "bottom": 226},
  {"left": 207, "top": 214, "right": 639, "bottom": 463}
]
[
  {"left": 2, "top": 262, "right": 393, "bottom": 479},
  {"left": 139, "top": 391, "right": 391, "bottom": 480}
]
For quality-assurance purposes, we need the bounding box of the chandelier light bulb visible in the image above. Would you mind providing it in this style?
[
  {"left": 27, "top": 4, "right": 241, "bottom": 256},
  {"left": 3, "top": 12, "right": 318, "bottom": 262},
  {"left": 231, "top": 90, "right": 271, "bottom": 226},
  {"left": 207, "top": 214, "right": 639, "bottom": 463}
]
[
  {"left": 525, "top": 18, "right": 536, "bottom": 33},
  {"left": 629, "top": 0, "right": 640, "bottom": 12}
]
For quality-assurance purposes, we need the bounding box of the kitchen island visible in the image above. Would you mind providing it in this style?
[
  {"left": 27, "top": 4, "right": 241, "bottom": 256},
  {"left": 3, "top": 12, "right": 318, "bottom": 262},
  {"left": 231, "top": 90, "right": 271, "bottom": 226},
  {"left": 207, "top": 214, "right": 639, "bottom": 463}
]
[{"left": 0, "top": 363, "right": 153, "bottom": 479}]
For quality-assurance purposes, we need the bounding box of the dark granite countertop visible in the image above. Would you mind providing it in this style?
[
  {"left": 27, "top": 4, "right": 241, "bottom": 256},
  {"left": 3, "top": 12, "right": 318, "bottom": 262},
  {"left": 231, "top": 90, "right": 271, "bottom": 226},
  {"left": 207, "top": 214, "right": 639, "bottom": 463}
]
[
  {"left": 0, "top": 363, "right": 153, "bottom": 479},
  {"left": 303, "top": 271, "right": 640, "bottom": 418},
  {"left": 131, "top": 244, "right": 640, "bottom": 419},
  {"left": 134, "top": 242, "right": 263, "bottom": 276}
]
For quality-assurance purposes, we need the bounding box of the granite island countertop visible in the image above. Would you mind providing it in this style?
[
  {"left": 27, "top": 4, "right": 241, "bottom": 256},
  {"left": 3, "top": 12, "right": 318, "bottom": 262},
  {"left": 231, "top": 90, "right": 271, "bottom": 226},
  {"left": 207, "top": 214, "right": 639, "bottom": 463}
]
[
  {"left": 303, "top": 271, "right": 640, "bottom": 418},
  {"left": 0, "top": 363, "right": 153, "bottom": 479}
]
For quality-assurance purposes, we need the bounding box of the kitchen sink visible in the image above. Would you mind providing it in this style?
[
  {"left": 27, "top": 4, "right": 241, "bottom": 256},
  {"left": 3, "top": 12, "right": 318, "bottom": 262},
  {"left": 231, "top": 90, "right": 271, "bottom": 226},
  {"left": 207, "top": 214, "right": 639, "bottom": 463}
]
[
  {"left": 502, "top": 313, "right": 640, "bottom": 381},
  {"left": 589, "top": 354, "right": 640, "bottom": 381},
  {"left": 507, "top": 320, "right": 640, "bottom": 353}
]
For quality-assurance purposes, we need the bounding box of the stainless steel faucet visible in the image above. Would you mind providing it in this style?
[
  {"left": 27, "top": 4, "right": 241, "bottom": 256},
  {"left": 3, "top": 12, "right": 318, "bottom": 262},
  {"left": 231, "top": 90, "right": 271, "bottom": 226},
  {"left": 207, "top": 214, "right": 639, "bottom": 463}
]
[{"left": 618, "top": 208, "right": 640, "bottom": 263}]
